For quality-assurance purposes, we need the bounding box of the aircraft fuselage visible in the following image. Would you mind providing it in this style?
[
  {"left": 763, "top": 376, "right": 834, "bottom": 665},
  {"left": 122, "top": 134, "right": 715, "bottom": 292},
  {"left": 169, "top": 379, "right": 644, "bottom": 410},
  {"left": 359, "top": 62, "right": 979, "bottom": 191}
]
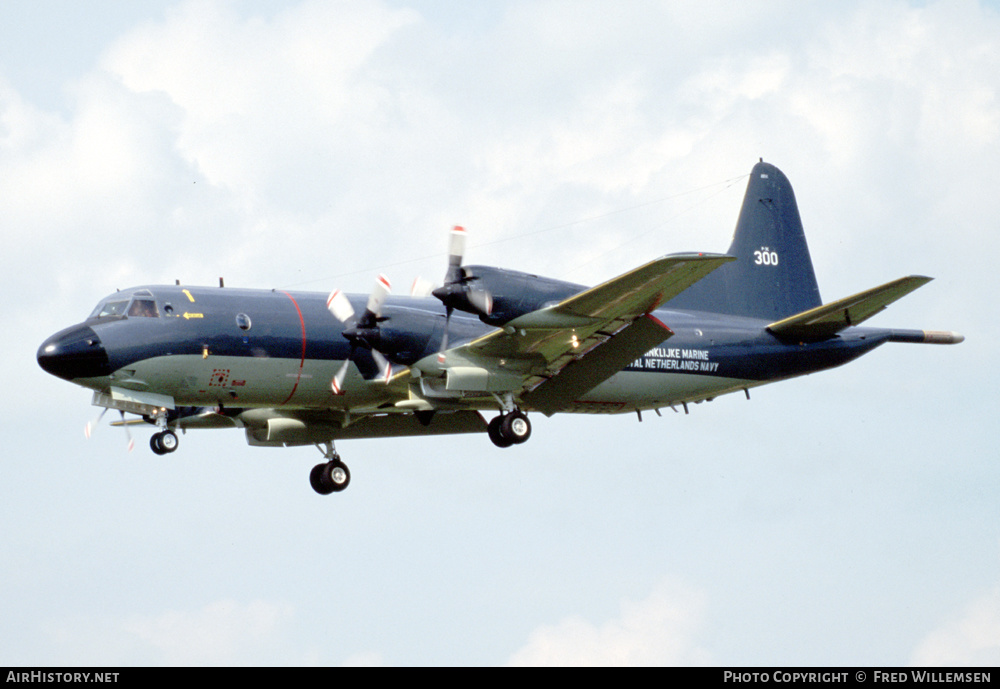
[{"left": 38, "top": 283, "right": 897, "bottom": 415}]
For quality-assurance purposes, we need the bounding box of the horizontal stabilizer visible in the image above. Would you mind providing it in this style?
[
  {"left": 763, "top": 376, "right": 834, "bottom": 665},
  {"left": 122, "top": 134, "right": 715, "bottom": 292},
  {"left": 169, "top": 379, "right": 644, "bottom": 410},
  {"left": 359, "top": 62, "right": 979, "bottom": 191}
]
[{"left": 767, "top": 276, "right": 933, "bottom": 341}]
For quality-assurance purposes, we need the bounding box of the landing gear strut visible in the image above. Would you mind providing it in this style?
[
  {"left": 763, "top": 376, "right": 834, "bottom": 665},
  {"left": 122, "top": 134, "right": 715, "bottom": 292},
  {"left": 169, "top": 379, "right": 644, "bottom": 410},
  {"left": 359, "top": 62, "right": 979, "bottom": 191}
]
[
  {"left": 310, "top": 441, "right": 351, "bottom": 494},
  {"left": 488, "top": 410, "right": 531, "bottom": 448}
]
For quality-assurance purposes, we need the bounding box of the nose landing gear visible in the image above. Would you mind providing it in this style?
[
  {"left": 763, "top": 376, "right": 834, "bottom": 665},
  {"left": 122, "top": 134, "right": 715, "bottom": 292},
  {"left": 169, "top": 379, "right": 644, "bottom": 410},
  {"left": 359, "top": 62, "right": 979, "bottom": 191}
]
[
  {"left": 150, "top": 409, "right": 179, "bottom": 455},
  {"left": 150, "top": 430, "right": 179, "bottom": 455}
]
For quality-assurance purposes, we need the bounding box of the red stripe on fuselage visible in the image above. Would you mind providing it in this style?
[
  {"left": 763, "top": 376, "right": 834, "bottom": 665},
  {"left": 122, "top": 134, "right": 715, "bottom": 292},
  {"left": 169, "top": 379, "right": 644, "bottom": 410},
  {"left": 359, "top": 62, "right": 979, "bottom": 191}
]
[{"left": 279, "top": 291, "right": 308, "bottom": 405}]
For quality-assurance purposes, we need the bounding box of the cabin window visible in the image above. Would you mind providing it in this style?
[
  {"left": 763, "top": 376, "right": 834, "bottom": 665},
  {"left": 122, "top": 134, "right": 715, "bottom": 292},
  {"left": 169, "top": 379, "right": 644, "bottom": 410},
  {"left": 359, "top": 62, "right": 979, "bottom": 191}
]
[{"left": 236, "top": 313, "right": 252, "bottom": 331}]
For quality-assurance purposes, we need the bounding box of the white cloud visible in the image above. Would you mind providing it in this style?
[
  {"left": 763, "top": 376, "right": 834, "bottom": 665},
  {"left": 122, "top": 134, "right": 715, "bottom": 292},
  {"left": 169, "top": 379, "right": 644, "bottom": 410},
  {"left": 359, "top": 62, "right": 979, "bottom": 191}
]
[
  {"left": 123, "top": 598, "right": 295, "bottom": 665},
  {"left": 7, "top": 0, "right": 997, "bottom": 295},
  {"left": 910, "top": 586, "right": 1000, "bottom": 667},
  {"left": 812, "top": 1, "right": 1000, "bottom": 158},
  {"left": 46, "top": 598, "right": 299, "bottom": 666},
  {"left": 507, "top": 579, "right": 710, "bottom": 666},
  {"left": 103, "top": 0, "right": 421, "bottom": 208}
]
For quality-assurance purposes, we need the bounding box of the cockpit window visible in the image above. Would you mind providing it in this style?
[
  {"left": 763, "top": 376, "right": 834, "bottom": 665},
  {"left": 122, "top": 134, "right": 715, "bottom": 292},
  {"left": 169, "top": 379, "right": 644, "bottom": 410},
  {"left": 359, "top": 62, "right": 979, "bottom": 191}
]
[
  {"left": 128, "top": 299, "right": 159, "bottom": 318},
  {"left": 90, "top": 299, "right": 129, "bottom": 319},
  {"left": 88, "top": 297, "right": 160, "bottom": 319}
]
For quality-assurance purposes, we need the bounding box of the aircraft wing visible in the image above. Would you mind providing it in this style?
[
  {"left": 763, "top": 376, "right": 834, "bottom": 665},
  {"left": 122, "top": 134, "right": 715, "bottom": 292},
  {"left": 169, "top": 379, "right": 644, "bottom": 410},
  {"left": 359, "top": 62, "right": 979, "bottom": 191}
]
[
  {"left": 412, "top": 252, "right": 733, "bottom": 413},
  {"left": 766, "top": 275, "right": 933, "bottom": 341}
]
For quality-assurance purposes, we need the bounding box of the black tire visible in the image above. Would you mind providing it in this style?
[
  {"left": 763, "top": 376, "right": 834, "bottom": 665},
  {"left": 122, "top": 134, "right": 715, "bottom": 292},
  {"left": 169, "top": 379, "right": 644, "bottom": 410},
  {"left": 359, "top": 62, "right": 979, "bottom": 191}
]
[
  {"left": 501, "top": 411, "right": 531, "bottom": 444},
  {"left": 310, "top": 463, "right": 335, "bottom": 495},
  {"left": 488, "top": 415, "right": 513, "bottom": 448},
  {"left": 150, "top": 432, "right": 166, "bottom": 455}
]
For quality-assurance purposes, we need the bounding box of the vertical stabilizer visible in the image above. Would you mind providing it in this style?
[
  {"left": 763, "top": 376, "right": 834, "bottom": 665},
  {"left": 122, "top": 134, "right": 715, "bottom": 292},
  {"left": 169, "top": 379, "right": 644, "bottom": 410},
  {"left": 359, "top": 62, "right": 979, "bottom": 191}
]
[{"left": 667, "top": 162, "right": 822, "bottom": 321}]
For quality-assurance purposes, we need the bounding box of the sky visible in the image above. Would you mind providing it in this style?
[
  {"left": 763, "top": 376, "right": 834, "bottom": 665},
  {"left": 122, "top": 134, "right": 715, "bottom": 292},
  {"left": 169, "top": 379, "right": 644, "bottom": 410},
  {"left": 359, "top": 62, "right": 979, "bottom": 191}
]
[{"left": 2, "top": 0, "right": 998, "bottom": 667}]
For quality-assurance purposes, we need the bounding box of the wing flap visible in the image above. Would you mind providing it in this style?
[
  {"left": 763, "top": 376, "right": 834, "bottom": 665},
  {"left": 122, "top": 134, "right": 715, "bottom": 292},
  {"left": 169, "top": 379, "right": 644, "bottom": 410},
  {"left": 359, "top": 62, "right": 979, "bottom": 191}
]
[
  {"left": 522, "top": 314, "right": 673, "bottom": 415},
  {"left": 767, "top": 275, "right": 933, "bottom": 341}
]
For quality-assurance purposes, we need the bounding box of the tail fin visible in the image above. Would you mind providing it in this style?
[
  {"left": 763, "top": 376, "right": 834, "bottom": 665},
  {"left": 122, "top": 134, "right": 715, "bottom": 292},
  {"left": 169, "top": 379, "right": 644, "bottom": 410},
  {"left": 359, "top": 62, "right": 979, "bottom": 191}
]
[{"left": 667, "top": 161, "right": 822, "bottom": 321}]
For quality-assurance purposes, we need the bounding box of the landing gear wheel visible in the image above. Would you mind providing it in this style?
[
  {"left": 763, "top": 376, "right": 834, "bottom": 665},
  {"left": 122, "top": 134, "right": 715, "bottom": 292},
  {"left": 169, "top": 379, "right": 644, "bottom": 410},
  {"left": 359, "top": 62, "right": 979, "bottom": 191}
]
[
  {"left": 311, "top": 460, "right": 351, "bottom": 494},
  {"left": 324, "top": 461, "right": 351, "bottom": 491},
  {"left": 310, "top": 463, "right": 335, "bottom": 495},
  {"left": 159, "top": 430, "right": 178, "bottom": 453},
  {"left": 488, "top": 415, "right": 513, "bottom": 448},
  {"left": 501, "top": 411, "right": 531, "bottom": 444},
  {"left": 488, "top": 411, "right": 531, "bottom": 447},
  {"left": 150, "top": 430, "right": 179, "bottom": 455},
  {"left": 310, "top": 441, "right": 351, "bottom": 494}
]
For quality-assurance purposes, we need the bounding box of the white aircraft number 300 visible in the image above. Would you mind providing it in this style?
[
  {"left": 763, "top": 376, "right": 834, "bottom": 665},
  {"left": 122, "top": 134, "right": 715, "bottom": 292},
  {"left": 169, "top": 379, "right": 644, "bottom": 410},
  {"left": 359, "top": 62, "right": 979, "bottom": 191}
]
[{"left": 754, "top": 247, "right": 779, "bottom": 266}]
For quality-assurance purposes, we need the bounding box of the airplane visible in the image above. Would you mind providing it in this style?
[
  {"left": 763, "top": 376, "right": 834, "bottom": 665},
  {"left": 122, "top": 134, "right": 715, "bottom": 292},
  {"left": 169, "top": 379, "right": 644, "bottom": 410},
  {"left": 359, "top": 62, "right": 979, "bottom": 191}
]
[{"left": 37, "top": 161, "right": 963, "bottom": 495}]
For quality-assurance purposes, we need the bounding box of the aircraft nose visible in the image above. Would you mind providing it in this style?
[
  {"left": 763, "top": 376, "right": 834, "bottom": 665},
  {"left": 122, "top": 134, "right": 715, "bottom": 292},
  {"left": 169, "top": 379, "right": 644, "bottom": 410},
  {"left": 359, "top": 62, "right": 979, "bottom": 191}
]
[{"left": 37, "top": 324, "right": 111, "bottom": 381}]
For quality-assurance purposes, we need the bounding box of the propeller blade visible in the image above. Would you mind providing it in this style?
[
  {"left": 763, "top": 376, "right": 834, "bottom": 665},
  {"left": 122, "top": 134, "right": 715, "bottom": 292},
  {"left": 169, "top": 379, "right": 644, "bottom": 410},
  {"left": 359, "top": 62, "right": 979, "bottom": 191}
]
[
  {"left": 446, "top": 226, "right": 466, "bottom": 283},
  {"left": 326, "top": 289, "right": 355, "bottom": 324},
  {"left": 467, "top": 288, "right": 493, "bottom": 316},
  {"left": 371, "top": 349, "right": 393, "bottom": 384},
  {"left": 410, "top": 276, "right": 436, "bottom": 298},
  {"left": 331, "top": 358, "right": 351, "bottom": 395},
  {"left": 85, "top": 408, "right": 109, "bottom": 439},
  {"left": 437, "top": 306, "right": 453, "bottom": 363},
  {"left": 119, "top": 411, "right": 134, "bottom": 453},
  {"left": 365, "top": 274, "right": 391, "bottom": 319}
]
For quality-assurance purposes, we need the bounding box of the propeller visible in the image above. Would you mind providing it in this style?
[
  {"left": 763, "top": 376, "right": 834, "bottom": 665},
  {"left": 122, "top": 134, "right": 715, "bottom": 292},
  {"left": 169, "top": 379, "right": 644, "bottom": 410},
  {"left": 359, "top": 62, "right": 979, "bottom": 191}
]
[
  {"left": 410, "top": 276, "right": 436, "bottom": 298},
  {"left": 429, "top": 226, "right": 493, "bottom": 361},
  {"left": 85, "top": 407, "right": 135, "bottom": 452},
  {"left": 327, "top": 274, "right": 394, "bottom": 395}
]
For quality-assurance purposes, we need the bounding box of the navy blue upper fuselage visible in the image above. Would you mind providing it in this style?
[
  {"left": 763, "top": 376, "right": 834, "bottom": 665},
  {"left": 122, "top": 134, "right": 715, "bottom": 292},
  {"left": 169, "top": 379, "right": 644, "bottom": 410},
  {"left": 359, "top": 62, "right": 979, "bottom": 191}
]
[{"left": 37, "top": 282, "right": 893, "bottom": 387}]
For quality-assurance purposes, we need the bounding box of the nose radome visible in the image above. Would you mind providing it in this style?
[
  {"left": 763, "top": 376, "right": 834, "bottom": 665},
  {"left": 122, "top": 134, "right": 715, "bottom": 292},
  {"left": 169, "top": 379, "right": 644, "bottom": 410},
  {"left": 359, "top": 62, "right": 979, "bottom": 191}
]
[{"left": 37, "top": 325, "right": 111, "bottom": 381}]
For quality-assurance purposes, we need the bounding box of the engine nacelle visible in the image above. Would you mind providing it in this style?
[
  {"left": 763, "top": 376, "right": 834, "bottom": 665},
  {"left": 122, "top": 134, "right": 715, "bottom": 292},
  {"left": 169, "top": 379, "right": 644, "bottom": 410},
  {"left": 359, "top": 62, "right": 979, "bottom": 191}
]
[{"left": 461, "top": 265, "right": 584, "bottom": 325}]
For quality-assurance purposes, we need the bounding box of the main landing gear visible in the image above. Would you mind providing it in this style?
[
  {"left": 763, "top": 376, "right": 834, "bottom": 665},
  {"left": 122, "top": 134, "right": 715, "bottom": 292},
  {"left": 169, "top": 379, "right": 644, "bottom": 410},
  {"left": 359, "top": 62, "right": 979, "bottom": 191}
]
[
  {"left": 487, "top": 410, "right": 531, "bottom": 448},
  {"left": 310, "top": 441, "right": 351, "bottom": 495},
  {"left": 306, "top": 409, "right": 530, "bottom": 494}
]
